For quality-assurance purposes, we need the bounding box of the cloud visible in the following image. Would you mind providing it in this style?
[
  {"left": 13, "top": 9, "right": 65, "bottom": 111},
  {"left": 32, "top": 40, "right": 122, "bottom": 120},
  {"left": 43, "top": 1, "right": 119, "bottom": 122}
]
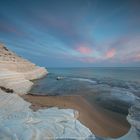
[
  {"left": 0, "top": 0, "right": 140, "bottom": 67},
  {"left": 76, "top": 45, "right": 93, "bottom": 55},
  {"left": 105, "top": 48, "right": 116, "bottom": 59},
  {"left": 112, "top": 36, "right": 140, "bottom": 62},
  {"left": 134, "top": 54, "right": 140, "bottom": 61}
]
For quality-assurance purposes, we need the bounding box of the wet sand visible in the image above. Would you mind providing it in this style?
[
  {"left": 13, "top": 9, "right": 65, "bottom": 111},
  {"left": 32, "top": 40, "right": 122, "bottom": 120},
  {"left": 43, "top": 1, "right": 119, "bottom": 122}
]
[{"left": 22, "top": 94, "right": 130, "bottom": 138}]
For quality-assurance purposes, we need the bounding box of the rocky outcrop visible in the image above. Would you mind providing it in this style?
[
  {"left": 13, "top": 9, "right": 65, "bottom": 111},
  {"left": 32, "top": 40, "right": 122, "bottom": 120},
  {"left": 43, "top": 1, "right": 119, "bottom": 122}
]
[
  {"left": 0, "top": 43, "right": 47, "bottom": 94},
  {"left": 110, "top": 100, "right": 140, "bottom": 140},
  {"left": 0, "top": 89, "right": 93, "bottom": 140}
]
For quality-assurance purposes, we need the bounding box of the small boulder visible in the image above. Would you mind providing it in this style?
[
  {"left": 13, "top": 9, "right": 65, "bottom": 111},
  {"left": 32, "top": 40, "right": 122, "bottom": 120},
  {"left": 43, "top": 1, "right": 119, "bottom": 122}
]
[{"left": 56, "top": 76, "right": 64, "bottom": 80}]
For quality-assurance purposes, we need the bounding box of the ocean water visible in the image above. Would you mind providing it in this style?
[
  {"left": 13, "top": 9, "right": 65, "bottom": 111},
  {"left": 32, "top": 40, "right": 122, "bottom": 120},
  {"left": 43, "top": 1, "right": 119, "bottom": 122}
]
[{"left": 30, "top": 67, "right": 140, "bottom": 114}]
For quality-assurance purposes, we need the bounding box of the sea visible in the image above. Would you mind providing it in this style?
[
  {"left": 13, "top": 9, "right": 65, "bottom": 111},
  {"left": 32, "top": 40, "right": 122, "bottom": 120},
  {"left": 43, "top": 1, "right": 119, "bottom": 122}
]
[{"left": 30, "top": 67, "right": 140, "bottom": 114}]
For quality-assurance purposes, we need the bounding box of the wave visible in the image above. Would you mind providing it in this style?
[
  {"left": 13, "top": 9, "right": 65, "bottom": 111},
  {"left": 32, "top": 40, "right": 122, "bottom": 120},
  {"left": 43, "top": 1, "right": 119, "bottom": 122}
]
[
  {"left": 112, "top": 98, "right": 140, "bottom": 140},
  {"left": 71, "top": 78, "right": 97, "bottom": 84},
  {"left": 110, "top": 87, "right": 139, "bottom": 103}
]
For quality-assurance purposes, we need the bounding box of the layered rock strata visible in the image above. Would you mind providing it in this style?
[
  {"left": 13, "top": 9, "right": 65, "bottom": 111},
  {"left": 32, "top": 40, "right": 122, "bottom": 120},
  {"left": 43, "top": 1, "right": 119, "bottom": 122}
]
[{"left": 0, "top": 44, "right": 47, "bottom": 94}]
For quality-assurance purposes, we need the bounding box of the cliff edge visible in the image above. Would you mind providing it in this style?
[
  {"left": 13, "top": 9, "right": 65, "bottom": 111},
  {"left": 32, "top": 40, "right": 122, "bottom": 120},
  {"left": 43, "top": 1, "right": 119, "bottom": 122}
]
[{"left": 0, "top": 43, "right": 48, "bottom": 94}]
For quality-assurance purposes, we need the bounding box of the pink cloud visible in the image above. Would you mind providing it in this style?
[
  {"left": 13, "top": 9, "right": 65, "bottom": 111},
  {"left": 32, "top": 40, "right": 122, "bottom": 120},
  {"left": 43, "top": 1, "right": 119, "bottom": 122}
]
[
  {"left": 76, "top": 46, "right": 93, "bottom": 55},
  {"left": 133, "top": 54, "right": 140, "bottom": 61},
  {"left": 105, "top": 48, "right": 116, "bottom": 58}
]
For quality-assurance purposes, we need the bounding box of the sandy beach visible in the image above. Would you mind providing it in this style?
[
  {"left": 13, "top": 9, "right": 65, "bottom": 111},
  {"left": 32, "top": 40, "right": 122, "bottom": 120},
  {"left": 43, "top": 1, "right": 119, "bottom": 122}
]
[{"left": 22, "top": 94, "right": 130, "bottom": 138}]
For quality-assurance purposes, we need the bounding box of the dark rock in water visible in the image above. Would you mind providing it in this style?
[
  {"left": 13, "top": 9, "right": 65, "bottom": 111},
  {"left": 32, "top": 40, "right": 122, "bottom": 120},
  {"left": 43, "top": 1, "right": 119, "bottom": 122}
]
[{"left": 56, "top": 76, "right": 64, "bottom": 80}]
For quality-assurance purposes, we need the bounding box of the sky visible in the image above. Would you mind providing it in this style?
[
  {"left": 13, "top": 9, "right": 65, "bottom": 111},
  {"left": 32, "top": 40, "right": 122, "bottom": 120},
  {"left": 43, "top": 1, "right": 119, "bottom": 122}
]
[{"left": 0, "top": 0, "right": 140, "bottom": 67}]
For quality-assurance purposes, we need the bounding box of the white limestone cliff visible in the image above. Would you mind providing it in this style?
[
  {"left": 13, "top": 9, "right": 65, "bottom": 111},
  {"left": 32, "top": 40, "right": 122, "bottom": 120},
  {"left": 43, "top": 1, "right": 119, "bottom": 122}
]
[{"left": 0, "top": 43, "right": 47, "bottom": 94}]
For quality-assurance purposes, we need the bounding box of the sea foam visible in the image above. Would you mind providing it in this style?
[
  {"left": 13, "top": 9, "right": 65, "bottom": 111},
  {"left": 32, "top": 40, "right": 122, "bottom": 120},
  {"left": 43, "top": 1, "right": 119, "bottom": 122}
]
[{"left": 71, "top": 77, "right": 97, "bottom": 84}]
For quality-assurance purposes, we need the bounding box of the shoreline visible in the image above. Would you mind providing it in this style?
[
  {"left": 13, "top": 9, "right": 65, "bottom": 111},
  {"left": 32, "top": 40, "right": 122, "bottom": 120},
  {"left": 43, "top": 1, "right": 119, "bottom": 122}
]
[{"left": 22, "top": 94, "right": 130, "bottom": 138}]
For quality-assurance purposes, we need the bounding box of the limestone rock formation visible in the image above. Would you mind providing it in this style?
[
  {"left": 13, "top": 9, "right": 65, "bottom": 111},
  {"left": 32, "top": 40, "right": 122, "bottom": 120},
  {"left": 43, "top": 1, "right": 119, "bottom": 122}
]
[
  {"left": 0, "top": 43, "right": 48, "bottom": 94},
  {"left": 0, "top": 89, "right": 93, "bottom": 140}
]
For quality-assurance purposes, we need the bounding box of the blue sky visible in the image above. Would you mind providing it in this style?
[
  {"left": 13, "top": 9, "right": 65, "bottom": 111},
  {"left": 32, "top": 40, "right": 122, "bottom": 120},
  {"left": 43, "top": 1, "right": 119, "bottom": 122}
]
[{"left": 0, "top": 0, "right": 140, "bottom": 67}]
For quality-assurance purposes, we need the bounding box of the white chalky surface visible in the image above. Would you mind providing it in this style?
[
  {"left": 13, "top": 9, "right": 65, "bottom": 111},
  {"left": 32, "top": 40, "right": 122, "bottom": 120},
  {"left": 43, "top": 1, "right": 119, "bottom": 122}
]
[{"left": 0, "top": 90, "right": 93, "bottom": 140}]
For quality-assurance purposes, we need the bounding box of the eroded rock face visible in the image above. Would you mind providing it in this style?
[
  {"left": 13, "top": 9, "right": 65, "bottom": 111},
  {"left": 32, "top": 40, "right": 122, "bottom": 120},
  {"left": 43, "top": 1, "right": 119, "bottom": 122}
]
[
  {"left": 0, "top": 90, "right": 93, "bottom": 140},
  {"left": 0, "top": 44, "right": 94, "bottom": 139},
  {"left": 0, "top": 44, "right": 48, "bottom": 94}
]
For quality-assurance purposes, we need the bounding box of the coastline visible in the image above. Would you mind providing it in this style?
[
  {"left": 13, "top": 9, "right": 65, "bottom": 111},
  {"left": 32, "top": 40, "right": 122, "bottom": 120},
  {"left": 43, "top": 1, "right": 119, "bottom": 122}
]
[
  {"left": 0, "top": 44, "right": 139, "bottom": 139},
  {"left": 22, "top": 94, "right": 130, "bottom": 138},
  {"left": 0, "top": 44, "right": 94, "bottom": 139}
]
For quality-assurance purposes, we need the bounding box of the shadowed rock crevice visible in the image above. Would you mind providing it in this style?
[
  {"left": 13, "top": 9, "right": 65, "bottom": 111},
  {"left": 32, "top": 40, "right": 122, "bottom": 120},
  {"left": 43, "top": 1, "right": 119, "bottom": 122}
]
[{"left": 0, "top": 86, "right": 14, "bottom": 93}]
